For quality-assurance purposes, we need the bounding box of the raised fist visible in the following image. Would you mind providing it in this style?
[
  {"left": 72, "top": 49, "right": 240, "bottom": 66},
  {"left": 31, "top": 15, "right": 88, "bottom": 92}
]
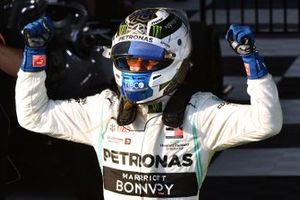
[
  {"left": 226, "top": 24, "right": 267, "bottom": 79},
  {"left": 226, "top": 24, "right": 255, "bottom": 56},
  {"left": 22, "top": 17, "right": 54, "bottom": 48},
  {"left": 20, "top": 17, "right": 54, "bottom": 72}
]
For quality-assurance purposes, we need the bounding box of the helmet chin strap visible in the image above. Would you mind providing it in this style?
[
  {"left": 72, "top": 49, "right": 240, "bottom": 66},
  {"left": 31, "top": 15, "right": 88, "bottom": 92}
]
[
  {"left": 162, "top": 83, "right": 197, "bottom": 128},
  {"left": 117, "top": 98, "right": 138, "bottom": 126}
]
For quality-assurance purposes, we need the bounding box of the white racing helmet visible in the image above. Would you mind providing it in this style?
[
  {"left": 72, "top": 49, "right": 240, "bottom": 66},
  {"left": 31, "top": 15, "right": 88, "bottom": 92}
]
[{"left": 110, "top": 7, "right": 192, "bottom": 104}]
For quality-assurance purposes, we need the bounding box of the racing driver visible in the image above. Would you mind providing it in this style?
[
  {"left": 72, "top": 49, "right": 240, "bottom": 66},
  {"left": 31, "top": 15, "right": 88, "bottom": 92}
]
[{"left": 15, "top": 7, "right": 282, "bottom": 200}]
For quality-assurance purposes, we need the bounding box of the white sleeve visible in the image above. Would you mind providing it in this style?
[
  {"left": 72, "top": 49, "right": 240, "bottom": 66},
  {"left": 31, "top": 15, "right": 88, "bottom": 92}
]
[
  {"left": 15, "top": 70, "right": 115, "bottom": 145},
  {"left": 191, "top": 74, "right": 283, "bottom": 151}
]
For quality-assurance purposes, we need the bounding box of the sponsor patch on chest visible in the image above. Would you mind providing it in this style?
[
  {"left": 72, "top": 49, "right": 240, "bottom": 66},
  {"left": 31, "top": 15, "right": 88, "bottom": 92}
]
[
  {"left": 164, "top": 126, "right": 184, "bottom": 139},
  {"left": 103, "top": 167, "right": 198, "bottom": 197}
]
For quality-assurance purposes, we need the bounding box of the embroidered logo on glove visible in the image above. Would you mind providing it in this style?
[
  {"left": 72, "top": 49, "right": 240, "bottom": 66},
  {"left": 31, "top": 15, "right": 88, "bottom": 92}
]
[{"left": 32, "top": 55, "right": 46, "bottom": 67}]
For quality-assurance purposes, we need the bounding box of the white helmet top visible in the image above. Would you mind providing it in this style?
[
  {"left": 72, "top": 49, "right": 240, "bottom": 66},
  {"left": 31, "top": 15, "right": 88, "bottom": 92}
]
[{"left": 111, "top": 7, "right": 192, "bottom": 104}]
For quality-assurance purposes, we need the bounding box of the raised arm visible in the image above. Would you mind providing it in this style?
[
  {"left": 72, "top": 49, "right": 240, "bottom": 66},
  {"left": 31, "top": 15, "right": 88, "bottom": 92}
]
[
  {"left": 194, "top": 25, "right": 283, "bottom": 151},
  {"left": 15, "top": 17, "right": 111, "bottom": 145}
]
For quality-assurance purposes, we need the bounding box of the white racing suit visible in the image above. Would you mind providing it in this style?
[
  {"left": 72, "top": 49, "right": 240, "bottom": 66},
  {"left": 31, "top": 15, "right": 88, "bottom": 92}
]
[{"left": 15, "top": 71, "right": 282, "bottom": 200}]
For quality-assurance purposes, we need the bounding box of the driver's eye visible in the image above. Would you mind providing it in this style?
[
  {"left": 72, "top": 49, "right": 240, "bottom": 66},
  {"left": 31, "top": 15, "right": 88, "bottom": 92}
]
[{"left": 126, "top": 58, "right": 160, "bottom": 71}]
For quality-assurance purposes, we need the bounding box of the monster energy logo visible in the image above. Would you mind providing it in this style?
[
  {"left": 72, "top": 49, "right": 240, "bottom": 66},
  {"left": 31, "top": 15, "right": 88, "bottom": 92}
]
[
  {"left": 148, "top": 103, "right": 162, "bottom": 113},
  {"left": 151, "top": 25, "right": 162, "bottom": 38},
  {"left": 119, "top": 24, "right": 128, "bottom": 35}
]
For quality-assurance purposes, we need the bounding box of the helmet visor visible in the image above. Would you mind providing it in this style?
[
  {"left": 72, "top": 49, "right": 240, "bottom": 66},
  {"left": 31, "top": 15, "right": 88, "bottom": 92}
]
[{"left": 112, "top": 41, "right": 174, "bottom": 72}]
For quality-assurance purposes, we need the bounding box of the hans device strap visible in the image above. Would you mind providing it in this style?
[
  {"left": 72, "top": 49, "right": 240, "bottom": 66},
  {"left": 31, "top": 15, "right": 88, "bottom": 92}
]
[
  {"left": 117, "top": 85, "right": 196, "bottom": 128},
  {"left": 117, "top": 98, "right": 137, "bottom": 126},
  {"left": 162, "top": 84, "right": 197, "bottom": 128}
]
